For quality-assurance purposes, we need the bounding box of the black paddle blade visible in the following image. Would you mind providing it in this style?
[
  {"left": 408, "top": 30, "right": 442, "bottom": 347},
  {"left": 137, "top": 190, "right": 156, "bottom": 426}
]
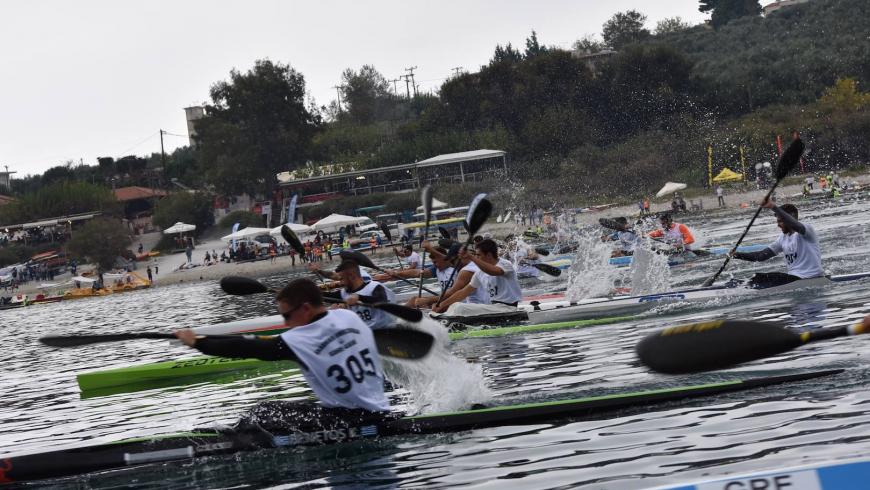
[
  {"left": 373, "top": 328, "right": 433, "bottom": 360},
  {"left": 532, "top": 263, "right": 562, "bottom": 277},
  {"left": 379, "top": 222, "right": 393, "bottom": 242},
  {"left": 445, "top": 242, "right": 462, "bottom": 260},
  {"left": 438, "top": 226, "right": 451, "bottom": 240},
  {"left": 339, "top": 249, "right": 377, "bottom": 270},
  {"left": 421, "top": 185, "right": 433, "bottom": 219},
  {"left": 775, "top": 137, "right": 805, "bottom": 180},
  {"left": 466, "top": 198, "right": 492, "bottom": 236},
  {"left": 636, "top": 320, "right": 801, "bottom": 374},
  {"left": 534, "top": 247, "right": 550, "bottom": 256},
  {"left": 220, "top": 276, "right": 272, "bottom": 296},
  {"left": 41, "top": 332, "right": 175, "bottom": 347},
  {"left": 373, "top": 302, "right": 424, "bottom": 323},
  {"left": 437, "top": 238, "right": 459, "bottom": 249},
  {"left": 281, "top": 225, "right": 306, "bottom": 255}
]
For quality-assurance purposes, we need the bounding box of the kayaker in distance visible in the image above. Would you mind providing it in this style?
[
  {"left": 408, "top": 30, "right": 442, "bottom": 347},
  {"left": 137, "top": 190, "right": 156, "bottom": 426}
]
[
  {"left": 602, "top": 217, "right": 638, "bottom": 257},
  {"left": 174, "top": 279, "right": 391, "bottom": 427},
  {"left": 432, "top": 239, "right": 522, "bottom": 316},
  {"left": 648, "top": 213, "right": 695, "bottom": 252},
  {"left": 730, "top": 200, "right": 824, "bottom": 288},
  {"left": 390, "top": 246, "right": 457, "bottom": 309},
  {"left": 323, "top": 259, "right": 397, "bottom": 329},
  {"left": 395, "top": 244, "right": 421, "bottom": 269},
  {"left": 424, "top": 241, "right": 492, "bottom": 307}
]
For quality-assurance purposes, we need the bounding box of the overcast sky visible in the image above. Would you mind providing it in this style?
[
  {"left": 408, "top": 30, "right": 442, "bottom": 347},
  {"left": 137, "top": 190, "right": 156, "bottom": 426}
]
[{"left": 0, "top": 1, "right": 708, "bottom": 176}]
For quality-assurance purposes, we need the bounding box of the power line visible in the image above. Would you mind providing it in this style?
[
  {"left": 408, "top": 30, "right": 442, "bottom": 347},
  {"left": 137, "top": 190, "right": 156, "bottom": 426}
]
[{"left": 116, "top": 132, "right": 159, "bottom": 156}]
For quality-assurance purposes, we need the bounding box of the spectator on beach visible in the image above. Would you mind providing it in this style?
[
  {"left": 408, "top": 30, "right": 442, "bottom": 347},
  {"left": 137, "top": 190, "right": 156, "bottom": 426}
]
[{"left": 716, "top": 185, "right": 726, "bottom": 208}]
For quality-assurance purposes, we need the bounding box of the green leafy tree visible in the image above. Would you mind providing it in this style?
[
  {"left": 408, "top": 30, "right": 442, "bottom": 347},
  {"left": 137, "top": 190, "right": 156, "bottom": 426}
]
[
  {"left": 699, "top": 0, "right": 761, "bottom": 28},
  {"left": 490, "top": 43, "right": 523, "bottom": 64},
  {"left": 340, "top": 65, "right": 394, "bottom": 124},
  {"left": 0, "top": 181, "right": 120, "bottom": 225},
  {"left": 602, "top": 10, "right": 650, "bottom": 50},
  {"left": 152, "top": 192, "right": 214, "bottom": 234},
  {"left": 195, "top": 59, "right": 321, "bottom": 196},
  {"left": 67, "top": 218, "right": 131, "bottom": 271},
  {"left": 218, "top": 210, "right": 265, "bottom": 229},
  {"left": 524, "top": 30, "right": 548, "bottom": 58},
  {"left": 572, "top": 35, "right": 606, "bottom": 53},
  {"left": 655, "top": 17, "right": 692, "bottom": 35}
]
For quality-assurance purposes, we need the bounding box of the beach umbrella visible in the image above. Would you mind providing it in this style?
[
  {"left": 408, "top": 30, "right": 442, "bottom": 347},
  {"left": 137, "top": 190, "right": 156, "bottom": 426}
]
[
  {"left": 416, "top": 198, "right": 448, "bottom": 212},
  {"left": 163, "top": 222, "right": 196, "bottom": 234},
  {"left": 655, "top": 182, "right": 687, "bottom": 198}
]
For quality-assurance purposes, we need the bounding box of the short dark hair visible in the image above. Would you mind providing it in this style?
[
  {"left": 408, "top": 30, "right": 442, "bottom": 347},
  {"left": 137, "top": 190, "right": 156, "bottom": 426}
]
[
  {"left": 615, "top": 217, "right": 628, "bottom": 225},
  {"left": 780, "top": 203, "right": 798, "bottom": 219},
  {"left": 276, "top": 278, "right": 323, "bottom": 307},
  {"left": 334, "top": 259, "right": 360, "bottom": 273},
  {"left": 473, "top": 235, "right": 483, "bottom": 244},
  {"left": 403, "top": 244, "right": 413, "bottom": 251},
  {"left": 476, "top": 238, "right": 499, "bottom": 257}
]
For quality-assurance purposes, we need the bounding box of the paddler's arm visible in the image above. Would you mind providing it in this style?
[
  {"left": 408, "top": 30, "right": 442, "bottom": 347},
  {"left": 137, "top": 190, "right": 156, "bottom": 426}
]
[
  {"left": 174, "top": 330, "right": 300, "bottom": 362},
  {"left": 433, "top": 284, "right": 475, "bottom": 312},
  {"left": 732, "top": 248, "right": 777, "bottom": 262},
  {"left": 463, "top": 250, "right": 504, "bottom": 276}
]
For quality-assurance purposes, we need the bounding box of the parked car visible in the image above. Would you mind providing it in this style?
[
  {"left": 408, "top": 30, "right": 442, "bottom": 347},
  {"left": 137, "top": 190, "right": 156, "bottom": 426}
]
[{"left": 349, "top": 230, "right": 385, "bottom": 247}]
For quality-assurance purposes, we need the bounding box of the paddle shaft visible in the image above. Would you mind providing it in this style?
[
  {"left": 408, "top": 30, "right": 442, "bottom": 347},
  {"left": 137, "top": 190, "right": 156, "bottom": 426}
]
[{"left": 417, "top": 187, "right": 434, "bottom": 299}]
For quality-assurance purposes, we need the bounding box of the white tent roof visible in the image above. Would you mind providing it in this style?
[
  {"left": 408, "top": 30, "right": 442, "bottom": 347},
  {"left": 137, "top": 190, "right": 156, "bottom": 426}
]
[
  {"left": 415, "top": 149, "right": 505, "bottom": 168},
  {"left": 163, "top": 222, "right": 196, "bottom": 234},
  {"left": 416, "top": 198, "right": 449, "bottom": 212},
  {"left": 270, "top": 223, "right": 312, "bottom": 237},
  {"left": 311, "top": 214, "right": 367, "bottom": 231},
  {"left": 71, "top": 275, "right": 97, "bottom": 283},
  {"left": 656, "top": 182, "right": 687, "bottom": 198},
  {"left": 221, "top": 227, "right": 273, "bottom": 241}
]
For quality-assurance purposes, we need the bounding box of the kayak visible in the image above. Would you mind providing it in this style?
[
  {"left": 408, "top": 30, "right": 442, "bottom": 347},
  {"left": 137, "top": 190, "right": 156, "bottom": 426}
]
[
  {"left": 512, "top": 272, "right": 870, "bottom": 325},
  {"left": 654, "top": 456, "right": 870, "bottom": 490},
  {"left": 75, "top": 316, "right": 630, "bottom": 393},
  {"left": 2, "top": 369, "right": 841, "bottom": 484},
  {"left": 608, "top": 244, "right": 767, "bottom": 267}
]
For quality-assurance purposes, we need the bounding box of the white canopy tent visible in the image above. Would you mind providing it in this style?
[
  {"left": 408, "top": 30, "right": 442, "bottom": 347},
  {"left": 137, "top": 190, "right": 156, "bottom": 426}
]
[
  {"left": 311, "top": 214, "right": 367, "bottom": 232},
  {"left": 416, "top": 198, "right": 448, "bottom": 212},
  {"left": 163, "top": 222, "right": 196, "bottom": 234},
  {"left": 221, "top": 227, "right": 273, "bottom": 241},
  {"left": 269, "top": 223, "right": 312, "bottom": 237},
  {"left": 656, "top": 182, "right": 687, "bottom": 198}
]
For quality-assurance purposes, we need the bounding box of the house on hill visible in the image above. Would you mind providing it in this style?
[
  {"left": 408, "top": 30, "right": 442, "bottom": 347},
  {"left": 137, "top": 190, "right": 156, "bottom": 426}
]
[{"left": 113, "top": 186, "right": 168, "bottom": 235}]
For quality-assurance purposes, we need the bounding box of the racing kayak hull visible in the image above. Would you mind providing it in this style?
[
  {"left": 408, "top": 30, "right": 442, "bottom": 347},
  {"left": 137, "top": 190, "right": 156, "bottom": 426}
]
[{"left": 3, "top": 369, "right": 841, "bottom": 484}]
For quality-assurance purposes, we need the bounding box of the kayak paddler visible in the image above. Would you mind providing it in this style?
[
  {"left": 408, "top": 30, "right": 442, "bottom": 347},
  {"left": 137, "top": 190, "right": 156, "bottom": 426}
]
[
  {"left": 175, "top": 278, "right": 391, "bottom": 429},
  {"left": 648, "top": 213, "right": 695, "bottom": 252},
  {"left": 432, "top": 238, "right": 522, "bottom": 316},
  {"left": 730, "top": 200, "right": 823, "bottom": 288},
  {"left": 324, "top": 259, "right": 397, "bottom": 329},
  {"left": 390, "top": 245, "right": 457, "bottom": 309},
  {"left": 602, "top": 217, "right": 638, "bottom": 257}
]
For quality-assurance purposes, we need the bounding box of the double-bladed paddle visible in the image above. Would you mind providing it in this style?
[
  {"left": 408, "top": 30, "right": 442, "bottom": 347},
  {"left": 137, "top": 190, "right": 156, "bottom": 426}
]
[
  {"left": 219, "top": 276, "right": 423, "bottom": 323},
  {"left": 436, "top": 194, "right": 493, "bottom": 306},
  {"left": 339, "top": 249, "right": 440, "bottom": 296},
  {"left": 701, "top": 137, "right": 804, "bottom": 287},
  {"left": 531, "top": 262, "right": 561, "bottom": 277},
  {"left": 636, "top": 318, "right": 869, "bottom": 374},
  {"left": 40, "top": 328, "right": 434, "bottom": 360},
  {"left": 438, "top": 226, "right": 451, "bottom": 240},
  {"left": 417, "top": 185, "right": 434, "bottom": 299}
]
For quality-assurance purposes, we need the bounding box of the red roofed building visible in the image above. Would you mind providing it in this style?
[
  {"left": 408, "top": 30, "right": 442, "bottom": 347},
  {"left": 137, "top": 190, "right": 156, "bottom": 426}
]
[{"left": 113, "top": 186, "right": 168, "bottom": 235}]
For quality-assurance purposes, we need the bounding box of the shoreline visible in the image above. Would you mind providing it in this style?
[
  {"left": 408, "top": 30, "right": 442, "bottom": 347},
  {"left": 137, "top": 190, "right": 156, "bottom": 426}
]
[{"left": 9, "top": 177, "right": 868, "bottom": 297}]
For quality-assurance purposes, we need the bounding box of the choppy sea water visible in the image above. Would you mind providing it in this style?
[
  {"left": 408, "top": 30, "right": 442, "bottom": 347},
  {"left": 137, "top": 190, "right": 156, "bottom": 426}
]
[{"left": 2, "top": 194, "right": 870, "bottom": 489}]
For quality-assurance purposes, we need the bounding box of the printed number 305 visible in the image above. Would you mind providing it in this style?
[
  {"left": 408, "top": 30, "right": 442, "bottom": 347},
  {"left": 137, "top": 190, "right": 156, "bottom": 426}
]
[{"left": 327, "top": 349, "right": 377, "bottom": 393}]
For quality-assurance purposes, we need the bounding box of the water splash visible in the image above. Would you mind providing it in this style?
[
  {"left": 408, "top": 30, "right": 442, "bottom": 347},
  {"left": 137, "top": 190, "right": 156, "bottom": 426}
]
[
  {"left": 629, "top": 239, "right": 672, "bottom": 295},
  {"left": 564, "top": 229, "right": 626, "bottom": 300},
  {"left": 383, "top": 318, "right": 492, "bottom": 415}
]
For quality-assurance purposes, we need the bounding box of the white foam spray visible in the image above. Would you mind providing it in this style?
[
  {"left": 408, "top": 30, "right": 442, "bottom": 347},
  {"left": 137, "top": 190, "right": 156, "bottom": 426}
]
[
  {"left": 629, "top": 238, "right": 672, "bottom": 295},
  {"left": 564, "top": 229, "right": 626, "bottom": 300},
  {"left": 383, "top": 318, "right": 492, "bottom": 415}
]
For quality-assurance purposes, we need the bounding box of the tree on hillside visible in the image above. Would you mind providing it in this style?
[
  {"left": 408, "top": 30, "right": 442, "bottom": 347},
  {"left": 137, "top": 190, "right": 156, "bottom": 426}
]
[
  {"left": 602, "top": 10, "right": 650, "bottom": 50},
  {"left": 0, "top": 181, "right": 120, "bottom": 225},
  {"left": 524, "top": 30, "right": 548, "bottom": 58},
  {"left": 67, "top": 218, "right": 131, "bottom": 272},
  {"left": 490, "top": 43, "right": 523, "bottom": 64},
  {"left": 572, "top": 35, "right": 606, "bottom": 53},
  {"left": 195, "top": 59, "right": 320, "bottom": 196},
  {"left": 699, "top": 0, "right": 761, "bottom": 28},
  {"left": 655, "top": 17, "right": 692, "bottom": 35},
  {"left": 340, "top": 65, "right": 393, "bottom": 124}
]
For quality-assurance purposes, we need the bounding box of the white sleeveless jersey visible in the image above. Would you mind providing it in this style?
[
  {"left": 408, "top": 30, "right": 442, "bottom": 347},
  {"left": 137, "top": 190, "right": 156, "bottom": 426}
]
[
  {"left": 470, "top": 258, "right": 523, "bottom": 304},
  {"left": 405, "top": 251, "right": 421, "bottom": 269},
  {"left": 433, "top": 265, "right": 456, "bottom": 291},
  {"left": 461, "top": 261, "right": 490, "bottom": 304},
  {"left": 279, "top": 309, "right": 390, "bottom": 412},
  {"left": 340, "top": 280, "right": 397, "bottom": 329},
  {"left": 768, "top": 224, "right": 824, "bottom": 278}
]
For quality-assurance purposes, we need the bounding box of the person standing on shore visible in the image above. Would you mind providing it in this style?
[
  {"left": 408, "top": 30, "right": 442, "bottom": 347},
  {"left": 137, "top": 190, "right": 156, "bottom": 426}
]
[
  {"left": 146, "top": 266, "right": 153, "bottom": 283},
  {"left": 716, "top": 185, "right": 726, "bottom": 208}
]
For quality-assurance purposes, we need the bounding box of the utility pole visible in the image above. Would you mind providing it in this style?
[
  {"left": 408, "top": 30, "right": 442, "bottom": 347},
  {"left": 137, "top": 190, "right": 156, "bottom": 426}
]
[
  {"left": 390, "top": 78, "right": 401, "bottom": 96},
  {"left": 333, "top": 85, "right": 344, "bottom": 113},
  {"left": 401, "top": 74, "right": 411, "bottom": 99},
  {"left": 451, "top": 66, "right": 463, "bottom": 78},
  {"left": 159, "top": 129, "right": 167, "bottom": 185},
  {"left": 405, "top": 66, "right": 418, "bottom": 97}
]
